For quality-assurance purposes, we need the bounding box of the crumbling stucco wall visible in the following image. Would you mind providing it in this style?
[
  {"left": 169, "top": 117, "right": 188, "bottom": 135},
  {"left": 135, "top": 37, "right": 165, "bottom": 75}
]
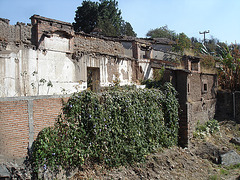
[
  {"left": 0, "top": 44, "right": 85, "bottom": 97},
  {"left": 0, "top": 15, "right": 174, "bottom": 98},
  {"left": 139, "top": 59, "right": 153, "bottom": 80}
]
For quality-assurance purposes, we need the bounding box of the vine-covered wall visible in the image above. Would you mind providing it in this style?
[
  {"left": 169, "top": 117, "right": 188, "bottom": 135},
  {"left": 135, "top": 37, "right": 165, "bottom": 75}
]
[{"left": 31, "top": 83, "right": 179, "bottom": 172}]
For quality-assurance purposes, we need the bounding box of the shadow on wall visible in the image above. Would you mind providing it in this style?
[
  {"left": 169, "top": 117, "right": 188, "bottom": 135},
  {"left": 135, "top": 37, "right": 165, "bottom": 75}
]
[{"left": 214, "top": 90, "right": 240, "bottom": 123}]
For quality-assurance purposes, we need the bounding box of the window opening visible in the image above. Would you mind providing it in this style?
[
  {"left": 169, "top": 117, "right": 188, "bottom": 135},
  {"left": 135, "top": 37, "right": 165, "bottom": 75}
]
[{"left": 203, "top": 83, "right": 207, "bottom": 91}]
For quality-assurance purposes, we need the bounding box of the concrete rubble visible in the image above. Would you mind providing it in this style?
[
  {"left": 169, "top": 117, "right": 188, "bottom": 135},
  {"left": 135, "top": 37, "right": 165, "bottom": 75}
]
[{"left": 220, "top": 150, "right": 240, "bottom": 166}]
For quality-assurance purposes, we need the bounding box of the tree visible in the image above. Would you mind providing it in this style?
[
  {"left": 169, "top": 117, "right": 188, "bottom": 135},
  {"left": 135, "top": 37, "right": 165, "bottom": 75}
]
[
  {"left": 205, "top": 36, "right": 220, "bottom": 55},
  {"left": 73, "top": 1, "right": 99, "bottom": 33},
  {"left": 146, "top": 25, "right": 177, "bottom": 40},
  {"left": 217, "top": 44, "right": 240, "bottom": 91},
  {"left": 96, "top": 0, "right": 122, "bottom": 36},
  {"left": 147, "top": 26, "right": 193, "bottom": 53},
  {"left": 173, "top": 33, "right": 192, "bottom": 52},
  {"left": 121, "top": 21, "right": 137, "bottom": 37},
  {"left": 191, "top": 37, "right": 202, "bottom": 54},
  {"left": 73, "top": 0, "right": 136, "bottom": 37}
]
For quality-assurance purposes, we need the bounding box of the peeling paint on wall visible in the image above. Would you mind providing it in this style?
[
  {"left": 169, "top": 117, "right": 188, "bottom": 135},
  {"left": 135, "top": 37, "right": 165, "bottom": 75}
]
[{"left": 0, "top": 15, "right": 181, "bottom": 97}]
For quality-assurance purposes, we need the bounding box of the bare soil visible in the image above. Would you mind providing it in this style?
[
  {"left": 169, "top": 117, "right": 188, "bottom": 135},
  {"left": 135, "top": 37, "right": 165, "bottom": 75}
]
[{"left": 72, "top": 121, "right": 240, "bottom": 180}]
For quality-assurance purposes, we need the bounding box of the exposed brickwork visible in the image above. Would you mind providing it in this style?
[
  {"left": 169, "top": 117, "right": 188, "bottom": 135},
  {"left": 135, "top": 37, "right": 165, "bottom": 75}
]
[
  {"left": 0, "top": 100, "right": 29, "bottom": 159},
  {"left": 0, "top": 95, "right": 69, "bottom": 162},
  {"left": 74, "top": 34, "right": 124, "bottom": 56},
  {"left": 167, "top": 68, "right": 217, "bottom": 147},
  {"left": 33, "top": 98, "right": 64, "bottom": 140},
  {"left": 201, "top": 74, "right": 217, "bottom": 100},
  {"left": 0, "top": 18, "right": 32, "bottom": 44},
  {"left": 0, "top": 15, "right": 219, "bottom": 155},
  {"left": 188, "top": 73, "right": 202, "bottom": 102},
  {"left": 30, "top": 15, "right": 74, "bottom": 47}
]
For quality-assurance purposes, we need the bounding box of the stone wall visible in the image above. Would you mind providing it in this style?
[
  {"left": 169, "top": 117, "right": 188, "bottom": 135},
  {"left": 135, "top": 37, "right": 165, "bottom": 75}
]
[{"left": 0, "top": 95, "right": 70, "bottom": 162}]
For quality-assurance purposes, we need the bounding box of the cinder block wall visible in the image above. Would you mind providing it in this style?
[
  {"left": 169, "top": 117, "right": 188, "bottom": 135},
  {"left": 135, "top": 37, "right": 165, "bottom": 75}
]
[{"left": 0, "top": 95, "right": 69, "bottom": 162}]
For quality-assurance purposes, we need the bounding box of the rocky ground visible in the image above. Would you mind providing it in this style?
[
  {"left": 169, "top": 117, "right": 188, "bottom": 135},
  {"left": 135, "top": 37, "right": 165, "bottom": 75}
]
[{"left": 72, "top": 120, "right": 240, "bottom": 180}]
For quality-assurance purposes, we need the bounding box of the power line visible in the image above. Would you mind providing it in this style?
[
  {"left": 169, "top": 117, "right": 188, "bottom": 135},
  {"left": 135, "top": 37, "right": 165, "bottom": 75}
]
[{"left": 199, "top": 30, "right": 210, "bottom": 44}]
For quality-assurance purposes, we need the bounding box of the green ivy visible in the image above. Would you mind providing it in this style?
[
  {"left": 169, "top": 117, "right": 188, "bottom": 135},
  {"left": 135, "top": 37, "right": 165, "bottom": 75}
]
[{"left": 31, "top": 82, "right": 179, "bottom": 174}]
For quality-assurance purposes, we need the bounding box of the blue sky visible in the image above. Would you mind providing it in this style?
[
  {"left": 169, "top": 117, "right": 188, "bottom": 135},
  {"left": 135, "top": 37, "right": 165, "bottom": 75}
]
[{"left": 0, "top": 0, "right": 239, "bottom": 43}]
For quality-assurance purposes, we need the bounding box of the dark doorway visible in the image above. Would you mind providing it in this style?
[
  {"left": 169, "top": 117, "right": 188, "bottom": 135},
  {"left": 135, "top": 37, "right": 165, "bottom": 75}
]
[{"left": 87, "top": 67, "right": 100, "bottom": 92}]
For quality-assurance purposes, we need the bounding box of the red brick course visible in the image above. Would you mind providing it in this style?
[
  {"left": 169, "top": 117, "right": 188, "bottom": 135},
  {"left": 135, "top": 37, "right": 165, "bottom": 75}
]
[{"left": 0, "top": 95, "right": 69, "bottom": 161}]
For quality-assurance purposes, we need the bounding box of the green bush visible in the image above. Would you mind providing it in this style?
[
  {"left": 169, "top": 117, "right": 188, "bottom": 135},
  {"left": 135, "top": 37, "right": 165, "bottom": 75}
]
[
  {"left": 193, "top": 119, "right": 220, "bottom": 138},
  {"left": 31, "top": 83, "right": 179, "bottom": 173}
]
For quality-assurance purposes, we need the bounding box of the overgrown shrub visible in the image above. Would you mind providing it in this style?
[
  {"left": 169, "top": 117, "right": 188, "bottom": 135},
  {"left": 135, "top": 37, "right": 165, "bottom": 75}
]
[{"left": 31, "top": 83, "right": 179, "bottom": 174}]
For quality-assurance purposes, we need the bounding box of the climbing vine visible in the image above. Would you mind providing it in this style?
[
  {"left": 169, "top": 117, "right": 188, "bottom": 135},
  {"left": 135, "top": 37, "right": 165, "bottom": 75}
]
[{"left": 31, "top": 83, "right": 179, "bottom": 174}]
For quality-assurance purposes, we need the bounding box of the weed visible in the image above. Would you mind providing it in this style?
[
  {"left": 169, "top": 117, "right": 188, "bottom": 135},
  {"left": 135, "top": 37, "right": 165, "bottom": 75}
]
[
  {"left": 193, "top": 119, "right": 220, "bottom": 139},
  {"left": 220, "top": 168, "right": 229, "bottom": 175},
  {"left": 209, "top": 174, "right": 219, "bottom": 180}
]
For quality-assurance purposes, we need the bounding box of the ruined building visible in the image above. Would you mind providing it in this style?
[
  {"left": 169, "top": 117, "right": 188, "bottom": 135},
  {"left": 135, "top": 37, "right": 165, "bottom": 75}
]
[
  {"left": 0, "top": 15, "right": 217, "bottom": 161},
  {"left": 0, "top": 15, "right": 176, "bottom": 97},
  {"left": 163, "top": 56, "right": 217, "bottom": 146}
]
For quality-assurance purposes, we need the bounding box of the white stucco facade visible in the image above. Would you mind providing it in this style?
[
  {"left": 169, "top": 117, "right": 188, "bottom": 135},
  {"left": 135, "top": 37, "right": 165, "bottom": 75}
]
[
  {"left": 0, "top": 15, "right": 176, "bottom": 97},
  {"left": 0, "top": 45, "right": 83, "bottom": 97}
]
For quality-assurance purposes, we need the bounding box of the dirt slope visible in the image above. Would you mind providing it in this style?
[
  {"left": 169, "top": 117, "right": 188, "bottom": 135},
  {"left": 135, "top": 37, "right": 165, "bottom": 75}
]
[{"left": 73, "top": 121, "right": 240, "bottom": 180}]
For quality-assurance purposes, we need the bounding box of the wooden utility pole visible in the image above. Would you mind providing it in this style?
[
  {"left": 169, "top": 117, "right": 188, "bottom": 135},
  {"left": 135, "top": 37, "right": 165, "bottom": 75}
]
[{"left": 199, "top": 30, "right": 210, "bottom": 44}]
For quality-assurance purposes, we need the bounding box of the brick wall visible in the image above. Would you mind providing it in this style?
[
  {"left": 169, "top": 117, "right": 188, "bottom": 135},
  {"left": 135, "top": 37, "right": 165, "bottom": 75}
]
[
  {"left": 0, "top": 18, "right": 32, "bottom": 44},
  {"left": 0, "top": 95, "right": 70, "bottom": 162},
  {"left": 171, "top": 70, "right": 217, "bottom": 147},
  {"left": 74, "top": 34, "right": 125, "bottom": 56},
  {"left": 30, "top": 15, "right": 74, "bottom": 48},
  {"left": 0, "top": 100, "right": 29, "bottom": 159}
]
